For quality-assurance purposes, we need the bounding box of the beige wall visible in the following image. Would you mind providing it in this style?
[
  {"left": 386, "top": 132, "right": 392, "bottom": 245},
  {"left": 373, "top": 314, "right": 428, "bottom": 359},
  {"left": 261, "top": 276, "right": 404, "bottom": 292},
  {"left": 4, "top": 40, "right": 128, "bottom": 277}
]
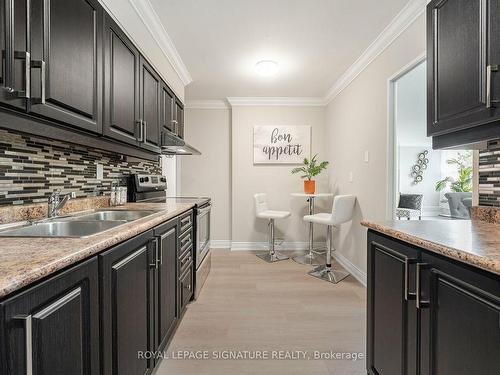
[
  {"left": 101, "top": 0, "right": 185, "bottom": 101},
  {"left": 181, "top": 109, "right": 232, "bottom": 242},
  {"left": 231, "top": 106, "right": 327, "bottom": 246},
  {"left": 324, "top": 14, "right": 426, "bottom": 273}
]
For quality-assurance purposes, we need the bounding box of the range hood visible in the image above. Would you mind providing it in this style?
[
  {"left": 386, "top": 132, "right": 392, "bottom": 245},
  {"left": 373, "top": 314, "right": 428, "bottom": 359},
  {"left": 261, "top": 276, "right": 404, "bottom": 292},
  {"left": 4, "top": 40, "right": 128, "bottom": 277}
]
[{"left": 160, "top": 131, "right": 201, "bottom": 155}]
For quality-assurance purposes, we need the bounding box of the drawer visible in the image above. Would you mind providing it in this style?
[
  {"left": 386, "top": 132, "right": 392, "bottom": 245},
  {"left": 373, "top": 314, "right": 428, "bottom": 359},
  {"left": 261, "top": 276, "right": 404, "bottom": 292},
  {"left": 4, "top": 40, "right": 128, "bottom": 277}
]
[
  {"left": 180, "top": 211, "right": 193, "bottom": 233},
  {"left": 179, "top": 230, "right": 192, "bottom": 253},
  {"left": 179, "top": 246, "right": 193, "bottom": 274},
  {"left": 179, "top": 266, "right": 193, "bottom": 312}
]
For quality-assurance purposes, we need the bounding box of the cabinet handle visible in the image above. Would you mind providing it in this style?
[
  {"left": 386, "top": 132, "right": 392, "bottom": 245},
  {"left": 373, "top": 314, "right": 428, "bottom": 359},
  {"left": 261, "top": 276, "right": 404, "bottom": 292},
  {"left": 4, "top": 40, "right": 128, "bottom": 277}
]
[
  {"left": 14, "top": 314, "right": 33, "bottom": 375},
  {"left": 142, "top": 120, "right": 147, "bottom": 143},
  {"left": 186, "top": 284, "right": 191, "bottom": 291},
  {"left": 31, "top": 60, "right": 45, "bottom": 104},
  {"left": 135, "top": 120, "right": 144, "bottom": 142},
  {"left": 181, "top": 216, "right": 191, "bottom": 225},
  {"left": 156, "top": 236, "right": 162, "bottom": 266},
  {"left": 416, "top": 263, "right": 431, "bottom": 309},
  {"left": 404, "top": 258, "right": 417, "bottom": 301},
  {"left": 486, "top": 64, "right": 498, "bottom": 108},
  {"left": 149, "top": 238, "right": 158, "bottom": 269},
  {"left": 14, "top": 51, "right": 30, "bottom": 98}
]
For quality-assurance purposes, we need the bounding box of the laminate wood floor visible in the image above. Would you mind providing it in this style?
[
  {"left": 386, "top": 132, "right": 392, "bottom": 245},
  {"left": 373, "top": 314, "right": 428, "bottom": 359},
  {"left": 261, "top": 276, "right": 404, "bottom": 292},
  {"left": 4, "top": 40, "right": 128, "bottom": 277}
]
[{"left": 156, "top": 249, "right": 366, "bottom": 375}]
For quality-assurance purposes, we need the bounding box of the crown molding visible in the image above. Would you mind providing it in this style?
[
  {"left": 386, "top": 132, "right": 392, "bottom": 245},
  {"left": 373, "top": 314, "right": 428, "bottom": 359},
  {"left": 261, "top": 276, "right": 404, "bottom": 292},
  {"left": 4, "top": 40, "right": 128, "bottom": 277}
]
[
  {"left": 324, "top": 0, "right": 428, "bottom": 104},
  {"left": 185, "top": 100, "right": 230, "bottom": 110},
  {"left": 128, "top": 0, "right": 192, "bottom": 86},
  {"left": 226, "top": 97, "right": 327, "bottom": 107}
]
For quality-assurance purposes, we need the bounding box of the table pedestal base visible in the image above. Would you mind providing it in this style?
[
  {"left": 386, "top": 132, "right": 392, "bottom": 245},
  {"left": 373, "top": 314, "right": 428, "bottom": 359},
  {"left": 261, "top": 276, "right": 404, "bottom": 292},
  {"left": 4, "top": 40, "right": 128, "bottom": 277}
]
[
  {"left": 308, "top": 265, "right": 350, "bottom": 284},
  {"left": 256, "top": 251, "right": 289, "bottom": 263},
  {"left": 292, "top": 252, "right": 325, "bottom": 266}
]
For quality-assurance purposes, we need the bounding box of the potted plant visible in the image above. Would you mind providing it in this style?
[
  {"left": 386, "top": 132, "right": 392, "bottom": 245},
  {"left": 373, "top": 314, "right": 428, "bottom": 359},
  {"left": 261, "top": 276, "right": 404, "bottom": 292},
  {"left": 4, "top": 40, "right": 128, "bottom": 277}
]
[
  {"left": 291, "top": 154, "right": 329, "bottom": 194},
  {"left": 435, "top": 152, "right": 473, "bottom": 192}
]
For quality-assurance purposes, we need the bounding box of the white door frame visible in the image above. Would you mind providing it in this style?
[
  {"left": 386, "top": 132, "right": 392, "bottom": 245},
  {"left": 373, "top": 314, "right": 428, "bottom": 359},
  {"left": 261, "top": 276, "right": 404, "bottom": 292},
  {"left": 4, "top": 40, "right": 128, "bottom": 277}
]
[{"left": 386, "top": 53, "right": 427, "bottom": 220}]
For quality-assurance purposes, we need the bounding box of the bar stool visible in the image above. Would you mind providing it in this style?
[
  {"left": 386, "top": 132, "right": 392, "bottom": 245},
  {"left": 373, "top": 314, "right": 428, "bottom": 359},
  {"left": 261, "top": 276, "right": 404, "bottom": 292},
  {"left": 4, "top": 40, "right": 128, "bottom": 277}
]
[
  {"left": 303, "top": 195, "right": 356, "bottom": 283},
  {"left": 254, "top": 193, "right": 291, "bottom": 263}
]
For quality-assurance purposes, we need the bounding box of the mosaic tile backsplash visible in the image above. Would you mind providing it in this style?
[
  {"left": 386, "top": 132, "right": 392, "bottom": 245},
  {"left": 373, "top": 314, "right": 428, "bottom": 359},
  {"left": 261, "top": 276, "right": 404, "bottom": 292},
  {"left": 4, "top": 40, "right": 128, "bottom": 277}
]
[
  {"left": 478, "top": 139, "right": 500, "bottom": 207},
  {"left": 0, "top": 129, "right": 161, "bottom": 205}
]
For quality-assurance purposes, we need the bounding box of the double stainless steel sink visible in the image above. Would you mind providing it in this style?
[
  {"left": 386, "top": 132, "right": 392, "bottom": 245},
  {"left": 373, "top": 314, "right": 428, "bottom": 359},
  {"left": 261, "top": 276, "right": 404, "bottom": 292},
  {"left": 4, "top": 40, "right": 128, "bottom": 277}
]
[{"left": 0, "top": 209, "right": 160, "bottom": 238}]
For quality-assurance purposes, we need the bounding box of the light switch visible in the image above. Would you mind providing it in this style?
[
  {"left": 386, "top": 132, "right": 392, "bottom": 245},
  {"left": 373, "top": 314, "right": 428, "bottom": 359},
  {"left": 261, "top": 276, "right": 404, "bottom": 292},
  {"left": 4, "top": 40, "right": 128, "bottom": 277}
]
[
  {"left": 96, "top": 163, "right": 104, "bottom": 180},
  {"left": 364, "top": 150, "right": 369, "bottom": 163},
  {"left": 349, "top": 172, "right": 353, "bottom": 182}
]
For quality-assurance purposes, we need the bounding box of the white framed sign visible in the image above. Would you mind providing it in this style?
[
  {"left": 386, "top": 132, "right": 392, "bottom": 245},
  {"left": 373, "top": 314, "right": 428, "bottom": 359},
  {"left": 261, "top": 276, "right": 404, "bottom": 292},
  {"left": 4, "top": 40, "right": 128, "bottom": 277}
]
[{"left": 253, "top": 125, "right": 311, "bottom": 164}]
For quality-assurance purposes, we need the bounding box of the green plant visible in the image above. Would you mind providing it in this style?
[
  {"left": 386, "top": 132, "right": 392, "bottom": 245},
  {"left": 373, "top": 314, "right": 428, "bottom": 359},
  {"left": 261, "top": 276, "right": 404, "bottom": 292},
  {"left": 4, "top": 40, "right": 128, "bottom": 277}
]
[
  {"left": 291, "top": 154, "right": 329, "bottom": 180},
  {"left": 435, "top": 152, "right": 473, "bottom": 192}
]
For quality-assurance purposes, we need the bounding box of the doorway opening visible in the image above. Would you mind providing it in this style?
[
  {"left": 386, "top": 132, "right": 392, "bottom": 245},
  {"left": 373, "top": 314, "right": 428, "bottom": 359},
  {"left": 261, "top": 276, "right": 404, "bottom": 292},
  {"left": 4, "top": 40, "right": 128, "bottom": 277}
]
[{"left": 387, "top": 57, "right": 473, "bottom": 220}]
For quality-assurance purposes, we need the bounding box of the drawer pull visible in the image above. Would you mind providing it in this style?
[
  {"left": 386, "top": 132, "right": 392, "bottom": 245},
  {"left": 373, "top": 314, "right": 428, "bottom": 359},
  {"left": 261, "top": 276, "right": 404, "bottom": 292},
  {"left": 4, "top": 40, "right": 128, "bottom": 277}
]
[
  {"left": 149, "top": 238, "right": 158, "bottom": 269},
  {"left": 487, "top": 64, "right": 499, "bottom": 108},
  {"left": 14, "top": 314, "right": 33, "bottom": 375},
  {"left": 404, "top": 258, "right": 417, "bottom": 301},
  {"left": 416, "top": 263, "right": 431, "bottom": 309}
]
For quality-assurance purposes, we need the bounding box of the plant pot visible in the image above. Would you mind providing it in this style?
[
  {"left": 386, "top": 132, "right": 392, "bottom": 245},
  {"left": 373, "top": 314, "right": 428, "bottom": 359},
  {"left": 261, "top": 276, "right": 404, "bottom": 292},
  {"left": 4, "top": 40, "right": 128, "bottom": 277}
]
[{"left": 304, "top": 180, "right": 316, "bottom": 194}]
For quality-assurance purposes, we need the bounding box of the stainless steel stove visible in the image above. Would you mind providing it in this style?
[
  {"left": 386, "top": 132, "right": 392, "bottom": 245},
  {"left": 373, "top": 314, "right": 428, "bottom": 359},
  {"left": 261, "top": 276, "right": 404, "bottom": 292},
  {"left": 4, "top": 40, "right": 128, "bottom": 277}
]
[{"left": 128, "top": 174, "right": 211, "bottom": 299}]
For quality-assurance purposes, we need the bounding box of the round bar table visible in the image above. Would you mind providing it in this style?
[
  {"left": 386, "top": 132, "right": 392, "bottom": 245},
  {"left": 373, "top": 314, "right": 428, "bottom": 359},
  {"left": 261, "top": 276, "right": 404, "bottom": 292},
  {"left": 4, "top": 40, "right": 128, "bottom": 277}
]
[{"left": 290, "top": 192, "right": 333, "bottom": 265}]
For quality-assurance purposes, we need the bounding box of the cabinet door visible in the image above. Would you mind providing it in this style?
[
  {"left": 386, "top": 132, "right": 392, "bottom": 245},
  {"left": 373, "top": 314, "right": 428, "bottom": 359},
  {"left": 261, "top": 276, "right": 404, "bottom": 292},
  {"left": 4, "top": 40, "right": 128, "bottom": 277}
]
[
  {"left": 139, "top": 56, "right": 161, "bottom": 152},
  {"left": 160, "top": 82, "right": 175, "bottom": 135},
  {"left": 103, "top": 14, "right": 141, "bottom": 146},
  {"left": 427, "top": 0, "right": 499, "bottom": 136},
  {"left": 367, "top": 231, "right": 420, "bottom": 375},
  {"left": 100, "top": 231, "right": 155, "bottom": 375},
  {"left": 175, "top": 100, "right": 184, "bottom": 139},
  {"left": 153, "top": 219, "right": 179, "bottom": 354},
  {"left": 179, "top": 266, "right": 193, "bottom": 314},
  {"left": 419, "top": 252, "right": 500, "bottom": 375},
  {"left": 0, "top": 257, "right": 99, "bottom": 375},
  {"left": 28, "top": 0, "right": 102, "bottom": 133},
  {"left": 0, "top": 0, "right": 29, "bottom": 110}
]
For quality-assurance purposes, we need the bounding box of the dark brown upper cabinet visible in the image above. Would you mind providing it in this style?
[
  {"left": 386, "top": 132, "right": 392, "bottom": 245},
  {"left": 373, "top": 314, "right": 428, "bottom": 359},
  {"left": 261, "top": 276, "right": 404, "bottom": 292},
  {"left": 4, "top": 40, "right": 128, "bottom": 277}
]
[
  {"left": 175, "top": 99, "right": 184, "bottom": 139},
  {"left": 0, "top": 0, "right": 185, "bottom": 157},
  {"left": 28, "top": 0, "right": 103, "bottom": 133},
  {"left": 103, "top": 13, "right": 141, "bottom": 147},
  {"left": 428, "top": 0, "right": 500, "bottom": 147},
  {"left": 0, "top": 0, "right": 31, "bottom": 110},
  {"left": 139, "top": 56, "right": 161, "bottom": 152},
  {"left": 160, "top": 81, "right": 175, "bottom": 135}
]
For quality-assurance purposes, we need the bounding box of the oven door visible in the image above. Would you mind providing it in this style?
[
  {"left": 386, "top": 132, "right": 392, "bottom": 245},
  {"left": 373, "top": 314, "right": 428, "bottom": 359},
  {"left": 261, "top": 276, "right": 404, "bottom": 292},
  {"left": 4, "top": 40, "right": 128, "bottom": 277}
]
[{"left": 196, "top": 204, "right": 211, "bottom": 268}]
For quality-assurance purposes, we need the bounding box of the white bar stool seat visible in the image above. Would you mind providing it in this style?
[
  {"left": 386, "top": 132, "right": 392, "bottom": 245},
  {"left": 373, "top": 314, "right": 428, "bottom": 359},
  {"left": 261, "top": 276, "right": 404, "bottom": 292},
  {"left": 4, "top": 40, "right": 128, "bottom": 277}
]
[
  {"left": 254, "top": 193, "right": 290, "bottom": 263},
  {"left": 304, "top": 194, "right": 356, "bottom": 283}
]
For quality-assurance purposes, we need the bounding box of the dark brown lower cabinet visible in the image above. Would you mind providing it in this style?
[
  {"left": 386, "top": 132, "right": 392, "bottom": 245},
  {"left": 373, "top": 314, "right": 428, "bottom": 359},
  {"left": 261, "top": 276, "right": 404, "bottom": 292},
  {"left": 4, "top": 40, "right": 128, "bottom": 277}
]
[
  {"left": 0, "top": 257, "right": 99, "bottom": 375},
  {"left": 367, "top": 230, "right": 500, "bottom": 375},
  {"left": 100, "top": 230, "right": 156, "bottom": 375}
]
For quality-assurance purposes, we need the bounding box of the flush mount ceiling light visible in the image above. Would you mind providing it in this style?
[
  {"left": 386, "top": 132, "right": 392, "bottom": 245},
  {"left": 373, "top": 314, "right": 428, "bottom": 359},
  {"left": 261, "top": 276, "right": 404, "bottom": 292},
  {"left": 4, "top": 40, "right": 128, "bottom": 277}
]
[{"left": 255, "top": 60, "right": 278, "bottom": 77}]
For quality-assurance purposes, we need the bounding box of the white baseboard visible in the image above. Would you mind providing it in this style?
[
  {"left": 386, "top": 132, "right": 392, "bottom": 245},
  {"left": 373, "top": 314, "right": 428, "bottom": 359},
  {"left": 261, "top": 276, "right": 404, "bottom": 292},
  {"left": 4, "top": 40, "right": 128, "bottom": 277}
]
[
  {"left": 230, "top": 241, "right": 326, "bottom": 251},
  {"left": 331, "top": 251, "right": 367, "bottom": 287},
  {"left": 209, "top": 240, "right": 232, "bottom": 249}
]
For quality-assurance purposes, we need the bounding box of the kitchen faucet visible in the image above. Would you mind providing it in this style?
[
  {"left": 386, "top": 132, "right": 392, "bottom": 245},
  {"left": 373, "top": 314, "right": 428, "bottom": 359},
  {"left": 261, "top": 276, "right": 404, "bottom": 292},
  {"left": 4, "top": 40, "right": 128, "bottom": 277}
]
[{"left": 48, "top": 191, "right": 76, "bottom": 218}]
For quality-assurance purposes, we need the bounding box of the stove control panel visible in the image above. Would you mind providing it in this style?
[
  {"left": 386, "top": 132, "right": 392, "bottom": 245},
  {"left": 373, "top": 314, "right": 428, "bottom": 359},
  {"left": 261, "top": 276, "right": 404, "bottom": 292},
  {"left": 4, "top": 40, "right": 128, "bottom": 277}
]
[{"left": 133, "top": 174, "right": 168, "bottom": 191}]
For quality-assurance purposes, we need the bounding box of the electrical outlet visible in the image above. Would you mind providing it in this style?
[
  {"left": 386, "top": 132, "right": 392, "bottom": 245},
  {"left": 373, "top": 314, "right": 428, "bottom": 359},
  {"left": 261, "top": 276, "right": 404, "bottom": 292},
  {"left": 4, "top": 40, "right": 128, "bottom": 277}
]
[
  {"left": 364, "top": 150, "right": 369, "bottom": 163},
  {"left": 349, "top": 172, "right": 353, "bottom": 183},
  {"left": 96, "top": 163, "right": 103, "bottom": 180}
]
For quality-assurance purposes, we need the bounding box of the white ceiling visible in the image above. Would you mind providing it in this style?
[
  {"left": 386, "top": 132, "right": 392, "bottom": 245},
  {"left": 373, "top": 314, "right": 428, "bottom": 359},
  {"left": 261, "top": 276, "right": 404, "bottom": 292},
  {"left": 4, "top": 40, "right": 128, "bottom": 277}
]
[{"left": 149, "top": 0, "right": 410, "bottom": 100}]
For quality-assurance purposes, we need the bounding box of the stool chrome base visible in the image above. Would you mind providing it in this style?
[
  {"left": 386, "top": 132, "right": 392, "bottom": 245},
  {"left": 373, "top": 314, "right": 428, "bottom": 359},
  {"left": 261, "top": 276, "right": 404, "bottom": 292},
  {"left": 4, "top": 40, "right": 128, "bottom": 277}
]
[
  {"left": 256, "top": 251, "right": 289, "bottom": 263},
  {"left": 308, "top": 264, "right": 350, "bottom": 284},
  {"left": 292, "top": 252, "right": 325, "bottom": 266}
]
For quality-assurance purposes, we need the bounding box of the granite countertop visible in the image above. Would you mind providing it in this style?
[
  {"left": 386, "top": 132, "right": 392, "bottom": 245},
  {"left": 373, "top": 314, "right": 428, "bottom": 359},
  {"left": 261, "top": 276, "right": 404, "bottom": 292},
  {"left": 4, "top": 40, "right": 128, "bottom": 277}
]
[
  {"left": 361, "top": 219, "right": 500, "bottom": 276},
  {"left": 0, "top": 202, "right": 195, "bottom": 299}
]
